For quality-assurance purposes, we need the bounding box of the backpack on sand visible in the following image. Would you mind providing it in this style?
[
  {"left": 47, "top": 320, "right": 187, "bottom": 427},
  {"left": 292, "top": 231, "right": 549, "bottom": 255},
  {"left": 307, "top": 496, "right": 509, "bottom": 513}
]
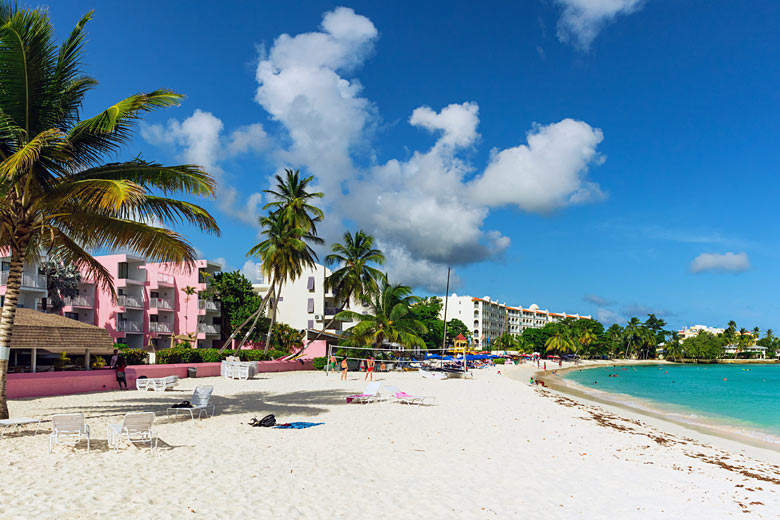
[{"left": 250, "top": 414, "right": 276, "bottom": 427}]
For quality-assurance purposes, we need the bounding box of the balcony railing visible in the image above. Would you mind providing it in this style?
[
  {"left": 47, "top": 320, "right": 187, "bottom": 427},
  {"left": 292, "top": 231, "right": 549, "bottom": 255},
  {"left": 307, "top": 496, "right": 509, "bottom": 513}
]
[
  {"left": 0, "top": 271, "right": 47, "bottom": 289},
  {"left": 198, "top": 323, "right": 220, "bottom": 334},
  {"left": 117, "top": 320, "right": 143, "bottom": 333},
  {"left": 63, "top": 295, "right": 94, "bottom": 307},
  {"left": 149, "top": 321, "right": 172, "bottom": 334},
  {"left": 157, "top": 273, "right": 174, "bottom": 285},
  {"left": 118, "top": 294, "right": 144, "bottom": 308},
  {"left": 149, "top": 297, "right": 174, "bottom": 310},
  {"left": 198, "top": 300, "right": 221, "bottom": 312}
]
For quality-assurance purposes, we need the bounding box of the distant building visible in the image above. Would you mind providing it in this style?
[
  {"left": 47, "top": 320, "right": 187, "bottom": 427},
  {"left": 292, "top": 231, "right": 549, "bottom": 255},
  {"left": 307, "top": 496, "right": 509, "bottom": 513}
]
[
  {"left": 439, "top": 293, "right": 591, "bottom": 348},
  {"left": 677, "top": 325, "right": 726, "bottom": 340}
]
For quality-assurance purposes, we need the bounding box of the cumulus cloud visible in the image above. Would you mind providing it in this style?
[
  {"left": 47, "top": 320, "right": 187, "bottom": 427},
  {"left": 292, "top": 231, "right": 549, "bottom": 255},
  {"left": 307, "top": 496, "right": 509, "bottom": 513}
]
[
  {"left": 597, "top": 307, "right": 623, "bottom": 324},
  {"left": 141, "top": 109, "right": 265, "bottom": 225},
  {"left": 146, "top": 8, "right": 608, "bottom": 292},
  {"left": 469, "top": 119, "right": 605, "bottom": 213},
  {"left": 555, "top": 0, "right": 645, "bottom": 50},
  {"left": 690, "top": 252, "right": 750, "bottom": 274}
]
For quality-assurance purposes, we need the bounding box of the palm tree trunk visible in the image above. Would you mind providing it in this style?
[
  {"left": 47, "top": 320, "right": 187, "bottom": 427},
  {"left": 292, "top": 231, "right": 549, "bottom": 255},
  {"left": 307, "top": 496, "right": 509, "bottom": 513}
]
[
  {"left": 0, "top": 247, "right": 26, "bottom": 419},
  {"left": 218, "top": 286, "right": 275, "bottom": 354},
  {"left": 264, "top": 284, "right": 281, "bottom": 353}
]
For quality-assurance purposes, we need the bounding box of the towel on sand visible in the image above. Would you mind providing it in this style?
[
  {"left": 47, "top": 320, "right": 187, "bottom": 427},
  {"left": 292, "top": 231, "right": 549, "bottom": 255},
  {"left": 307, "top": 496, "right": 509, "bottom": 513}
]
[{"left": 274, "top": 422, "right": 324, "bottom": 429}]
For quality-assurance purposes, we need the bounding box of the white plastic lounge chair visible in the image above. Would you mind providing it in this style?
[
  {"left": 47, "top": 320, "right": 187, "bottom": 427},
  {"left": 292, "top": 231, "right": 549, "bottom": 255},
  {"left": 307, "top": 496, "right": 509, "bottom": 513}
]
[
  {"left": 49, "top": 413, "right": 90, "bottom": 453},
  {"left": 223, "top": 362, "right": 234, "bottom": 379},
  {"left": 346, "top": 381, "right": 383, "bottom": 404},
  {"left": 135, "top": 377, "right": 151, "bottom": 391},
  {"left": 384, "top": 385, "right": 435, "bottom": 406},
  {"left": 0, "top": 417, "right": 41, "bottom": 439},
  {"left": 150, "top": 375, "right": 179, "bottom": 392},
  {"left": 107, "top": 412, "right": 157, "bottom": 451},
  {"left": 166, "top": 385, "right": 216, "bottom": 420},
  {"left": 233, "top": 364, "right": 249, "bottom": 380}
]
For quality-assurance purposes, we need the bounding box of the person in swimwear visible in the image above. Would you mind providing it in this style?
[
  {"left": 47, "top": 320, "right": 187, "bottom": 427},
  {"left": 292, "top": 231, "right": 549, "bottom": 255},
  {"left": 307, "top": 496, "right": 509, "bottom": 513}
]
[
  {"left": 365, "top": 356, "right": 375, "bottom": 381},
  {"left": 340, "top": 357, "right": 348, "bottom": 381}
]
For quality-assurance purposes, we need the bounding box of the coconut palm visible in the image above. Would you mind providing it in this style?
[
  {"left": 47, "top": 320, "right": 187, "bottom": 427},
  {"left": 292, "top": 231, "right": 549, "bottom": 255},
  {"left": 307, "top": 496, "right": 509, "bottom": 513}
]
[
  {"left": 263, "top": 169, "right": 324, "bottom": 234},
  {"left": 545, "top": 330, "right": 575, "bottom": 355},
  {"left": 247, "top": 213, "right": 322, "bottom": 351},
  {"left": 0, "top": 6, "right": 219, "bottom": 418},
  {"left": 577, "top": 328, "right": 597, "bottom": 354},
  {"left": 181, "top": 285, "right": 197, "bottom": 339},
  {"left": 623, "top": 317, "right": 643, "bottom": 359},
  {"left": 336, "top": 276, "right": 427, "bottom": 350}
]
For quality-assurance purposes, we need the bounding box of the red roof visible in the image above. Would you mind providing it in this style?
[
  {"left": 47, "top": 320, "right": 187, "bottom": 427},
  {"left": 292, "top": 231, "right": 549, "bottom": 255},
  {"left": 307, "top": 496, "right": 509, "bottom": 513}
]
[{"left": 454, "top": 334, "right": 467, "bottom": 341}]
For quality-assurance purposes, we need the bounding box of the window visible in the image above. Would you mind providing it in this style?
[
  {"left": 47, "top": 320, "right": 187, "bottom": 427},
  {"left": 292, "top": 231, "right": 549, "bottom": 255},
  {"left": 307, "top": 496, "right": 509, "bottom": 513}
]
[
  {"left": 150, "top": 291, "right": 158, "bottom": 299},
  {"left": 308, "top": 319, "right": 314, "bottom": 330},
  {"left": 307, "top": 276, "right": 315, "bottom": 291},
  {"left": 65, "top": 312, "right": 79, "bottom": 320},
  {"left": 307, "top": 298, "right": 314, "bottom": 313},
  {"left": 149, "top": 315, "right": 158, "bottom": 323},
  {"left": 118, "top": 262, "right": 128, "bottom": 279},
  {"left": 1, "top": 262, "right": 9, "bottom": 272}
]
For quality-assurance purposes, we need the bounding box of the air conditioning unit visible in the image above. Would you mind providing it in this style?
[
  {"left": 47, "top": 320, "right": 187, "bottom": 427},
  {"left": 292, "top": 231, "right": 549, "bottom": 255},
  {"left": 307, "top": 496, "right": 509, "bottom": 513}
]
[{"left": 314, "top": 314, "right": 322, "bottom": 320}]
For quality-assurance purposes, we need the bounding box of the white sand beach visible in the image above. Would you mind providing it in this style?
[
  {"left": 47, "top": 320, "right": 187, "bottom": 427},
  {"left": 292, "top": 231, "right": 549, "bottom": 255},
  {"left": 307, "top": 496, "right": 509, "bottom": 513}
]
[{"left": 3, "top": 364, "right": 780, "bottom": 519}]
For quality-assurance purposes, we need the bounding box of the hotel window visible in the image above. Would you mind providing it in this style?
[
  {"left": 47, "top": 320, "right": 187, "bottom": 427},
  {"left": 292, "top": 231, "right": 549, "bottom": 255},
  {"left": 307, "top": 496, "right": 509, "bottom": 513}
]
[
  {"left": 308, "top": 319, "right": 314, "bottom": 329},
  {"left": 307, "top": 276, "right": 315, "bottom": 291},
  {"left": 307, "top": 298, "right": 314, "bottom": 313},
  {"left": 65, "top": 312, "right": 79, "bottom": 320},
  {"left": 117, "top": 262, "right": 128, "bottom": 279}
]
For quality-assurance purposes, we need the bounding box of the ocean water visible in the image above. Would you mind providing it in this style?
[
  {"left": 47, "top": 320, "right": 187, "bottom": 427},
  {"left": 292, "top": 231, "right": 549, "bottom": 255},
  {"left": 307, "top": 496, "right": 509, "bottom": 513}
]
[{"left": 564, "top": 363, "right": 780, "bottom": 442}]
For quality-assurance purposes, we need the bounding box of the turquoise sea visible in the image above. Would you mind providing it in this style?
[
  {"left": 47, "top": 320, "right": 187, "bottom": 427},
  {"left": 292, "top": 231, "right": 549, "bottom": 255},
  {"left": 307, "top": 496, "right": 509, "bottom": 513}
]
[{"left": 564, "top": 363, "right": 780, "bottom": 444}]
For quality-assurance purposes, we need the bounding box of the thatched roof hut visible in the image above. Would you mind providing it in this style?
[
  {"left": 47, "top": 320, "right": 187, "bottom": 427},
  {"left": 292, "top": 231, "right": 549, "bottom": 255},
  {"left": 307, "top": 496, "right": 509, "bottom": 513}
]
[{"left": 10, "top": 308, "right": 113, "bottom": 355}]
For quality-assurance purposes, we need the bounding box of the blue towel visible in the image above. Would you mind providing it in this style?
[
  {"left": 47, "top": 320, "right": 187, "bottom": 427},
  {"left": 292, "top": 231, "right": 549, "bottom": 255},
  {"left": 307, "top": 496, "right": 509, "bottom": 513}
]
[{"left": 274, "top": 422, "right": 324, "bottom": 429}]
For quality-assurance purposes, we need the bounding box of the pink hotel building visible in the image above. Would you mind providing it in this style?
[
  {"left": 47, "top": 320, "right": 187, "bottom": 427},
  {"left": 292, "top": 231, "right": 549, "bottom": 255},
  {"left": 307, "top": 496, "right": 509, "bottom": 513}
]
[{"left": 0, "top": 253, "right": 223, "bottom": 349}]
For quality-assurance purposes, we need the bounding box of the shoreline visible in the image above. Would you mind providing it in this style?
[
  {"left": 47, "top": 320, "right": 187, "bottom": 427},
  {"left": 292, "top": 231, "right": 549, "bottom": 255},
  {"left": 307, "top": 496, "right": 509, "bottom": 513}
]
[{"left": 526, "top": 360, "right": 780, "bottom": 457}]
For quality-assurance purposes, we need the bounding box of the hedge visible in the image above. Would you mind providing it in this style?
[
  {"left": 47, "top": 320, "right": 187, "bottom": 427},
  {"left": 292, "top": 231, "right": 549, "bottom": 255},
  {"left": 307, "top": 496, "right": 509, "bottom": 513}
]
[
  {"left": 117, "top": 347, "right": 147, "bottom": 365},
  {"left": 155, "top": 347, "right": 289, "bottom": 364},
  {"left": 312, "top": 357, "right": 327, "bottom": 370}
]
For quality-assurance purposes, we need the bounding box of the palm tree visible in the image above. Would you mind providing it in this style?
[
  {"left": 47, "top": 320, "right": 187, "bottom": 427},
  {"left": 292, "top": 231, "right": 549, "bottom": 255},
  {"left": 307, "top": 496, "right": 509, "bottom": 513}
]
[
  {"left": 752, "top": 326, "right": 760, "bottom": 341},
  {"left": 736, "top": 327, "right": 752, "bottom": 358},
  {"left": 335, "top": 276, "right": 427, "bottom": 350},
  {"left": 181, "top": 285, "right": 197, "bottom": 340},
  {"left": 0, "top": 6, "right": 219, "bottom": 418},
  {"left": 247, "top": 213, "right": 321, "bottom": 351},
  {"left": 545, "top": 331, "right": 575, "bottom": 355},
  {"left": 623, "top": 317, "right": 643, "bottom": 359},
  {"left": 577, "top": 329, "right": 597, "bottom": 354},
  {"left": 263, "top": 169, "right": 324, "bottom": 234}
]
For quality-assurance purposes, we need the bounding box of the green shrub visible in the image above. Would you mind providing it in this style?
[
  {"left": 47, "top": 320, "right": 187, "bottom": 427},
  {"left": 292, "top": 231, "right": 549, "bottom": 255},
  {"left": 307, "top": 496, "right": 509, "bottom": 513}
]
[
  {"left": 120, "top": 348, "right": 148, "bottom": 365},
  {"left": 112, "top": 343, "right": 128, "bottom": 350},
  {"left": 199, "top": 349, "right": 230, "bottom": 363},
  {"left": 312, "top": 357, "right": 327, "bottom": 370},
  {"left": 493, "top": 358, "right": 506, "bottom": 365}
]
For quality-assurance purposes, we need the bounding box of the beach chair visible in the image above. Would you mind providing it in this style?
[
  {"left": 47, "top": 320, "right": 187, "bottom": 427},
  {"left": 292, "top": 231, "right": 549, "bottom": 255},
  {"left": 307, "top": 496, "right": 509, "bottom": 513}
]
[
  {"left": 107, "top": 412, "right": 157, "bottom": 451},
  {"left": 49, "top": 413, "right": 90, "bottom": 453},
  {"left": 384, "top": 385, "right": 436, "bottom": 406},
  {"left": 150, "top": 375, "right": 179, "bottom": 392},
  {"left": 346, "top": 381, "right": 383, "bottom": 404},
  {"left": 233, "top": 364, "right": 250, "bottom": 380},
  {"left": 166, "top": 385, "right": 216, "bottom": 420},
  {"left": 135, "top": 377, "right": 151, "bottom": 391}
]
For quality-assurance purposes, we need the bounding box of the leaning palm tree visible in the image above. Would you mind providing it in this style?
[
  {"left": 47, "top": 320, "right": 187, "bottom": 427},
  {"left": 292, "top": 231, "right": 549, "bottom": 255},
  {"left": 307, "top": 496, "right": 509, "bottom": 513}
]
[
  {"left": 247, "top": 213, "right": 322, "bottom": 351},
  {"left": 335, "top": 276, "right": 426, "bottom": 350},
  {"left": 263, "top": 169, "right": 324, "bottom": 234},
  {"left": 622, "top": 317, "right": 643, "bottom": 359},
  {"left": 0, "top": 6, "right": 219, "bottom": 418},
  {"left": 181, "top": 285, "right": 197, "bottom": 339}
]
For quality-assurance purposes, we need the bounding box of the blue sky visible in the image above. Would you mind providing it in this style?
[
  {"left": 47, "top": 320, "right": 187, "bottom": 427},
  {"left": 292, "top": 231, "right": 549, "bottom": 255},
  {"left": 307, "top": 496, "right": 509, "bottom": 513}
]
[{"left": 47, "top": 1, "right": 780, "bottom": 331}]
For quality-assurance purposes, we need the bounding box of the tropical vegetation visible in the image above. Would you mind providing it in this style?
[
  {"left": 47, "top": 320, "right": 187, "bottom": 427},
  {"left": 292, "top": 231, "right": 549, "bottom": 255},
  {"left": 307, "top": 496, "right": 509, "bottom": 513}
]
[{"left": 0, "top": 5, "right": 219, "bottom": 418}]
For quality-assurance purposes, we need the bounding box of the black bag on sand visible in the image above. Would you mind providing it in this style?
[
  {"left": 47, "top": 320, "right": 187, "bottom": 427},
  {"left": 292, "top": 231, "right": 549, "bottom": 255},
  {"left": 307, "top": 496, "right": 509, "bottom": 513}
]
[{"left": 250, "top": 414, "right": 276, "bottom": 427}]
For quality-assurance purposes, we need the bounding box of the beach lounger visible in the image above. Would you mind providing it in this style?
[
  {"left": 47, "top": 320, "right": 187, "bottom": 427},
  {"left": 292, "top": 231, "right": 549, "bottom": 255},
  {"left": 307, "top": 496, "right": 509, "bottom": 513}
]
[
  {"left": 150, "top": 375, "right": 179, "bottom": 392},
  {"left": 166, "top": 385, "right": 216, "bottom": 420},
  {"left": 135, "top": 377, "right": 151, "bottom": 391},
  {"left": 346, "top": 381, "right": 383, "bottom": 404},
  {"left": 107, "top": 412, "right": 157, "bottom": 451},
  {"left": 49, "top": 413, "right": 90, "bottom": 453},
  {"left": 384, "top": 385, "right": 436, "bottom": 406}
]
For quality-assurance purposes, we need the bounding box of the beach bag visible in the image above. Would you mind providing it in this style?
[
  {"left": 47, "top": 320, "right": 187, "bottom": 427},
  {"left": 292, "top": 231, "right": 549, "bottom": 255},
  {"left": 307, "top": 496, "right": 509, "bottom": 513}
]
[{"left": 258, "top": 414, "right": 276, "bottom": 427}]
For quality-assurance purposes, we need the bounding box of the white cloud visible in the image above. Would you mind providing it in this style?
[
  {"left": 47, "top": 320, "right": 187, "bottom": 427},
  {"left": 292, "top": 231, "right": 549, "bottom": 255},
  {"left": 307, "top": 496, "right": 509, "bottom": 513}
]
[
  {"left": 380, "top": 242, "right": 462, "bottom": 293},
  {"left": 555, "top": 0, "right": 645, "bottom": 50},
  {"left": 469, "top": 119, "right": 605, "bottom": 213},
  {"left": 690, "top": 252, "right": 750, "bottom": 274},
  {"left": 241, "top": 260, "right": 264, "bottom": 283},
  {"left": 597, "top": 307, "right": 623, "bottom": 324},
  {"left": 142, "top": 110, "right": 265, "bottom": 226},
  {"left": 409, "top": 102, "right": 480, "bottom": 148},
  {"left": 210, "top": 257, "right": 227, "bottom": 269}
]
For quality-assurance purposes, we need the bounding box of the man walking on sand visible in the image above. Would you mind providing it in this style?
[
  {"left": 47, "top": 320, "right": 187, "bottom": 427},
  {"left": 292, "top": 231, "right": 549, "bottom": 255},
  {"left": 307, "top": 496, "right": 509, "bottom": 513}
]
[{"left": 365, "top": 357, "right": 375, "bottom": 381}]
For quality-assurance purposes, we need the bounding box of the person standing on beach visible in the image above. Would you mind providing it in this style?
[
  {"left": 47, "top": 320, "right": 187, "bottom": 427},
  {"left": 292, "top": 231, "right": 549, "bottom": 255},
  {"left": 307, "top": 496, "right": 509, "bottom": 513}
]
[
  {"left": 365, "top": 357, "right": 375, "bottom": 381},
  {"left": 329, "top": 354, "right": 336, "bottom": 373},
  {"left": 110, "top": 349, "right": 119, "bottom": 368},
  {"left": 340, "top": 357, "right": 348, "bottom": 381},
  {"left": 115, "top": 355, "right": 128, "bottom": 389}
]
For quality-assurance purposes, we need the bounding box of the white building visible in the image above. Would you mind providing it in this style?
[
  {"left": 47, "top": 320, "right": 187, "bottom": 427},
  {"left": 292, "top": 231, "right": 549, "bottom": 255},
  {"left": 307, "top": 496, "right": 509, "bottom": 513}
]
[
  {"left": 440, "top": 293, "right": 592, "bottom": 348},
  {"left": 252, "top": 262, "right": 370, "bottom": 336},
  {"left": 677, "top": 325, "right": 725, "bottom": 340}
]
